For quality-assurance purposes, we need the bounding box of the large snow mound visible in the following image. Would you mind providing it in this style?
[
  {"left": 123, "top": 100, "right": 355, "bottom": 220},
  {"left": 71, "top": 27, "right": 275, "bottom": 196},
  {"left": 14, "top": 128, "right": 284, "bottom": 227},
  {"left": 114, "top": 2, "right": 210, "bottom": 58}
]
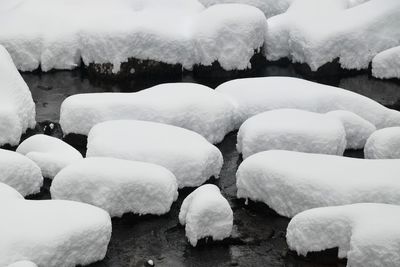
[
  {"left": 216, "top": 77, "right": 400, "bottom": 129},
  {"left": 0, "top": 182, "right": 24, "bottom": 200},
  {"left": 0, "top": 199, "right": 111, "bottom": 267},
  {"left": 60, "top": 83, "right": 236, "bottom": 144},
  {"left": 0, "top": 45, "right": 35, "bottom": 146},
  {"left": 179, "top": 184, "right": 233, "bottom": 246},
  {"left": 287, "top": 203, "right": 400, "bottom": 267},
  {"left": 237, "top": 109, "right": 347, "bottom": 158},
  {"left": 7, "top": 261, "right": 38, "bottom": 267},
  {"left": 237, "top": 150, "right": 400, "bottom": 218},
  {"left": 372, "top": 46, "right": 400, "bottom": 79},
  {"left": 16, "top": 135, "right": 83, "bottom": 179},
  {"left": 364, "top": 127, "right": 400, "bottom": 159},
  {"left": 87, "top": 120, "right": 223, "bottom": 188},
  {"left": 51, "top": 157, "right": 178, "bottom": 217}
]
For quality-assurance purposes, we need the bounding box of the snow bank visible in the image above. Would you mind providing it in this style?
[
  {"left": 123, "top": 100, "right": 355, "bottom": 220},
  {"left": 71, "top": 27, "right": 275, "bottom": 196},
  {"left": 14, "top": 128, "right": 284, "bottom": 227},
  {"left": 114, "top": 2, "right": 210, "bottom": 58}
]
[
  {"left": 0, "top": 45, "right": 35, "bottom": 146},
  {"left": 364, "top": 127, "right": 400, "bottom": 159},
  {"left": 372, "top": 46, "right": 400, "bottom": 79},
  {"left": 60, "top": 83, "right": 236, "bottom": 144},
  {"left": 216, "top": 77, "right": 400, "bottom": 129},
  {"left": 7, "top": 261, "right": 38, "bottom": 267},
  {"left": 0, "top": 182, "right": 24, "bottom": 200},
  {"left": 87, "top": 120, "right": 223, "bottom": 188},
  {"left": 179, "top": 184, "right": 233, "bottom": 246},
  {"left": 51, "top": 157, "right": 178, "bottom": 217},
  {"left": 287, "top": 203, "right": 400, "bottom": 267},
  {"left": 237, "top": 109, "right": 347, "bottom": 158},
  {"left": 16, "top": 135, "right": 83, "bottom": 179},
  {"left": 237, "top": 150, "right": 400, "bottom": 217}
]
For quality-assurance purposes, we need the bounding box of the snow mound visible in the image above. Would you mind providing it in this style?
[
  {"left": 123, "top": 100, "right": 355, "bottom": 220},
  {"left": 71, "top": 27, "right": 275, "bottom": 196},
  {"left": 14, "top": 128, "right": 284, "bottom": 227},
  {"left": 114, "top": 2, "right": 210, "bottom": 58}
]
[
  {"left": 7, "top": 261, "right": 38, "bottom": 267},
  {"left": 0, "top": 182, "right": 24, "bottom": 200},
  {"left": 51, "top": 157, "right": 178, "bottom": 217},
  {"left": 372, "top": 46, "right": 400, "bottom": 79},
  {"left": 287, "top": 203, "right": 400, "bottom": 267},
  {"left": 237, "top": 109, "right": 347, "bottom": 159},
  {"left": 216, "top": 77, "right": 400, "bottom": 129},
  {"left": 364, "top": 127, "right": 400, "bottom": 159},
  {"left": 0, "top": 45, "right": 35, "bottom": 146},
  {"left": 0, "top": 199, "right": 111, "bottom": 267},
  {"left": 237, "top": 150, "right": 400, "bottom": 217},
  {"left": 16, "top": 135, "right": 83, "bottom": 179},
  {"left": 60, "top": 83, "right": 236, "bottom": 144},
  {"left": 179, "top": 184, "right": 233, "bottom": 246},
  {"left": 87, "top": 120, "right": 223, "bottom": 188}
]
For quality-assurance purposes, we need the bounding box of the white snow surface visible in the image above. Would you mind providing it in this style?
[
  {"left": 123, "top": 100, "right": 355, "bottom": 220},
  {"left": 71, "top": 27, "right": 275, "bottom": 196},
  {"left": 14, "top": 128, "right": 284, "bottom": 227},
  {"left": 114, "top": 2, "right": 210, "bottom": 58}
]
[
  {"left": 7, "top": 261, "right": 38, "bottom": 267},
  {"left": 51, "top": 157, "right": 178, "bottom": 217},
  {"left": 364, "top": 127, "right": 400, "bottom": 159},
  {"left": 287, "top": 203, "right": 400, "bottom": 267},
  {"left": 60, "top": 83, "right": 236, "bottom": 144},
  {"left": 237, "top": 150, "right": 400, "bottom": 218},
  {"left": 237, "top": 109, "right": 347, "bottom": 158},
  {"left": 16, "top": 135, "right": 83, "bottom": 179},
  {"left": 179, "top": 184, "right": 233, "bottom": 246},
  {"left": 372, "top": 46, "right": 400, "bottom": 79},
  {"left": 216, "top": 77, "right": 400, "bottom": 129},
  {"left": 0, "top": 182, "right": 24, "bottom": 200},
  {"left": 86, "top": 120, "right": 223, "bottom": 188},
  {"left": 0, "top": 45, "right": 35, "bottom": 146},
  {"left": 0, "top": 199, "right": 111, "bottom": 267}
]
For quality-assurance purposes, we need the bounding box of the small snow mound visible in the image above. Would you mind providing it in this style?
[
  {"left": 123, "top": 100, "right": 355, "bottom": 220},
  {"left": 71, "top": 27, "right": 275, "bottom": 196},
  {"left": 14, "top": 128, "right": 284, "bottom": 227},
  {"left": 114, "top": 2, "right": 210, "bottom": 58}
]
[
  {"left": 372, "top": 46, "right": 400, "bottom": 79},
  {"left": 364, "top": 127, "right": 400, "bottom": 159},
  {"left": 7, "top": 261, "right": 37, "bottom": 267},
  {"left": 0, "top": 182, "right": 24, "bottom": 200}
]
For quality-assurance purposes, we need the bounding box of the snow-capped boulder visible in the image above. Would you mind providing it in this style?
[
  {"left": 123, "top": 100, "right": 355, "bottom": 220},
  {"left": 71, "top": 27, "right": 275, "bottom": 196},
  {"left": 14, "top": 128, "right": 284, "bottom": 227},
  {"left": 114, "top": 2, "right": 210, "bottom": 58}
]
[
  {"left": 7, "top": 261, "right": 37, "bottom": 267},
  {"left": 372, "top": 46, "right": 400, "bottom": 79},
  {"left": 60, "top": 83, "right": 236, "bottom": 144},
  {"left": 179, "top": 184, "right": 233, "bottom": 246},
  {"left": 364, "top": 127, "right": 400, "bottom": 159},
  {"left": 237, "top": 109, "right": 347, "bottom": 158},
  {"left": 87, "top": 120, "right": 223, "bottom": 188},
  {"left": 51, "top": 157, "right": 178, "bottom": 217},
  {"left": 216, "top": 77, "right": 400, "bottom": 129},
  {"left": 237, "top": 150, "right": 400, "bottom": 218},
  {"left": 287, "top": 203, "right": 400, "bottom": 267},
  {"left": 0, "top": 45, "right": 35, "bottom": 146},
  {"left": 16, "top": 135, "right": 83, "bottom": 179},
  {"left": 0, "top": 182, "right": 24, "bottom": 200},
  {"left": 0, "top": 199, "right": 111, "bottom": 267}
]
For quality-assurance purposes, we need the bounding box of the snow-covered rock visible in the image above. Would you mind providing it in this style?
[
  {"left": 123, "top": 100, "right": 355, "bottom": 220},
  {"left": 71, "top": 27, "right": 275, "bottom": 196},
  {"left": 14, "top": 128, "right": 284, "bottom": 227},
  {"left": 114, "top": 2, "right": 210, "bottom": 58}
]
[
  {"left": 7, "top": 261, "right": 38, "bottom": 267},
  {"left": 364, "top": 127, "right": 400, "bottom": 159},
  {"left": 0, "top": 182, "right": 24, "bottom": 200},
  {"left": 0, "top": 199, "right": 111, "bottom": 267},
  {"left": 179, "top": 184, "right": 233, "bottom": 246},
  {"left": 372, "top": 46, "right": 400, "bottom": 79},
  {"left": 0, "top": 45, "right": 35, "bottom": 146},
  {"left": 237, "top": 150, "right": 400, "bottom": 218},
  {"left": 51, "top": 157, "right": 178, "bottom": 217},
  {"left": 237, "top": 109, "right": 347, "bottom": 158},
  {"left": 287, "top": 203, "right": 400, "bottom": 267},
  {"left": 60, "top": 83, "right": 236, "bottom": 144},
  {"left": 0, "top": 149, "right": 43, "bottom": 196},
  {"left": 16, "top": 135, "right": 83, "bottom": 179},
  {"left": 87, "top": 120, "right": 223, "bottom": 188},
  {"left": 216, "top": 77, "right": 400, "bottom": 129}
]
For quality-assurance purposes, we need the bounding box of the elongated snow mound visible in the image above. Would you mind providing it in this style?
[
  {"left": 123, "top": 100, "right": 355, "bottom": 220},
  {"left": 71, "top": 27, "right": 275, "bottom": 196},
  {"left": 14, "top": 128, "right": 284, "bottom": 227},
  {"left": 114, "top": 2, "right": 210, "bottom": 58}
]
[
  {"left": 372, "top": 46, "right": 400, "bottom": 79},
  {"left": 364, "top": 127, "right": 400, "bottom": 159},
  {"left": 87, "top": 120, "right": 223, "bottom": 188},
  {"left": 0, "top": 199, "right": 111, "bottom": 267},
  {"left": 16, "top": 135, "right": 83, "bottom": 179},
  {"left": 287, "top": 203, "right": 400, "bottom": 267},
  {"left": 7, "top": 261, "right": 37, "bottom": 267},
  {"left": 51, "top": 157, "right": 178, "bottom": 217},
  {"left": 237, "top": 150, "right": 400, "bottom": 218},
  {"left": 0, "top": 182, "right": 24, "bottom": 200},
  {"left": 179, "top": 184, "right": 233, "bottom": 246},
  {"left": 0, "top": 45, "right": 35, "bottom": 146},
  {"left": 216, "top": 77, "right": 400, "bottom": 129},
  {"left": 60, "top": 83, "right": 236, "bottom": 144}
]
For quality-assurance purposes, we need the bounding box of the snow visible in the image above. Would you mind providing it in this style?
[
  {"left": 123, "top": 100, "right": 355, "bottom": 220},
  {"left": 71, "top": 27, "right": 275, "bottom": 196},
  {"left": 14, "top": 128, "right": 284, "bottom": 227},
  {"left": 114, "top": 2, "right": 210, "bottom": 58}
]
[
  {"left": 51, "top": 157, "right": 178, "bottom": 217},
  {"left": 7, "top": 261, "right": 38, "bottom": 267},
  {"left": 237, "top": 109, "right": 347, "bottom": 159},
  {"left": 364, "top": 127, "right": 400, "bottom": 159},
  {"left": 60, "top": 83, "right": 236, "bottom": 144},
  {"left": 16, "top": 135, "right": 83, "bottom": 179},
  {"left": 0, "top": 45, "right": 36, "bottom": 146},
  {"left": 287, "top": 203, "right": 400, "bottom": 267},
  {"left": 0, "top": 199, "right": 111, "bottom": 267},
  {"left": 236, "top": 150, "right": 400, "bottom": 218},
  {"left": 86, "top": 120, "right": 223, "bottom": 188},
  {"left": 179, "top": 184, "right": 233, "bottom": 246},
  {"left": 216, "top": 77, "right": 400, "bottom": 129},
  {"left": 0, "top": 149, "right": 43, "bottom": 196},
  {"left": 0, "top": 182, "right": 24, "bottom": 200},
  {"left": 372, "top": 46, "right": 400, "bottom": 79}
]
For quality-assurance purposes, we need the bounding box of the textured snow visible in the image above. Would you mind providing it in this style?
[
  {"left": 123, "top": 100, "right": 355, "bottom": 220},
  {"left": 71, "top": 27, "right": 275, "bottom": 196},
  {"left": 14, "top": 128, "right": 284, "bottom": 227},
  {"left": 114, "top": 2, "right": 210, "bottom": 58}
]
[
  {"left": 216, "top": 77, "right": 400, "bottom": 129},
  {"left": 51, "top": 157, "right": 178, "bottom": 217},
  {"left": 16, "top": 135, "right": 83, "bottom": 179},
  {"left": 7, "top": 261, "right": 38, "bottom": 267},
  {"left": 87, "top": 120, "right": 223, "bottom": 188},
  {"left": 0, "top": 45, "right": 35, "bottom": 146},
  {"left": 60, "top": 83, "right": 236, "bottom": 144},
  {"left": 0, "top": 199, "right": 111, "bottom": 267},
  {"left": 364, "top": 127, "right": 400, "bottom": 159},
  {"left": 237, "top": 150, "right": 400, "bottom": 218},
  {"left": 237, "top": 109, "right": 347, "bottom": 159},
  {"left": 0, "top": 182, "right": 24, "bottom": 200},
  {"left": 287, "top": 203, "right": 400, "bottom": 267},
  {"left": 179, "top": 184, "right": 233, "bottom": 246},
  {"left": 372, "top": 46, "right": 400, "bottom": 79}
]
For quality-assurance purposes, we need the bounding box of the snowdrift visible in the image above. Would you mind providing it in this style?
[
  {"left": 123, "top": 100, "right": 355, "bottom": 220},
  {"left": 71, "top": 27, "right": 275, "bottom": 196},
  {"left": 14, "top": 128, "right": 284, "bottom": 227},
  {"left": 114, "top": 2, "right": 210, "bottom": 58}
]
[
  {"left": 364, "top": 127, "right": 400, "bottom": 159},
  {"left": 372, "top": 46, "right": 400, "bottom": 79}
]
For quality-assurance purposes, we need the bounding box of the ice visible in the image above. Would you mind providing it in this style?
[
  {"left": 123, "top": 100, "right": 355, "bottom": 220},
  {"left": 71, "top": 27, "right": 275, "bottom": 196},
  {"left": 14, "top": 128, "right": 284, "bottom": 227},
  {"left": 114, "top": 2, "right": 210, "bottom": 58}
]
[
  {"left": 372, "top": 46, "right": 400, "bottom": 79},
  {"left": 364, "top": 127, "right": 400, "bottom": 159},
  {"left": 7, "top": 261, "right": 38, "bottom": 267},
  {"left": 0, "top": 182, "right": 24, "bottom": 200}
]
